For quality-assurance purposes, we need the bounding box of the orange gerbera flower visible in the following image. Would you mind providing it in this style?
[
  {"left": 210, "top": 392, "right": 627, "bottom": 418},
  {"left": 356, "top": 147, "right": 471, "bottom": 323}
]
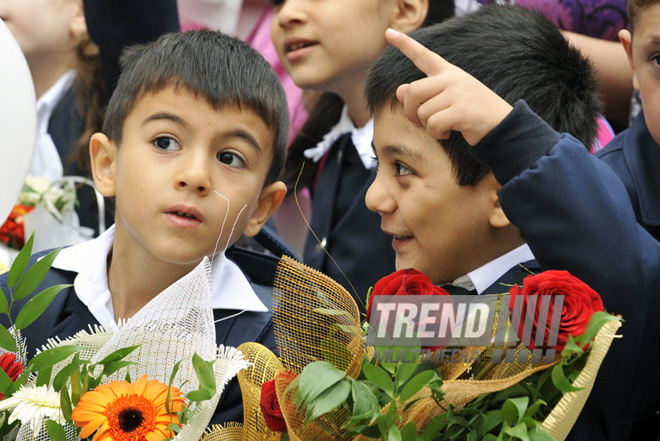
[{"left": 71, "top": 374, "right": 187, "bottom": 441}]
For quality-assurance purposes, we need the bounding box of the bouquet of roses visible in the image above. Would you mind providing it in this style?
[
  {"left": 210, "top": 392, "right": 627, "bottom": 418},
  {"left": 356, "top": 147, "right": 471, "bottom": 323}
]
[
  {"left": 202, "top": 257, "right": 620, "bottom": 441},
  {"left": 0, "top": 235, "right": 251, "bottom": 441}
]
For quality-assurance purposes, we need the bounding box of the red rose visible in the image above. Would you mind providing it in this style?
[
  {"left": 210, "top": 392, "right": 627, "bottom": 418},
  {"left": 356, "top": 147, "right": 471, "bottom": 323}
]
[
  {"left": 508, "top": 270, "right": 604, "bottom": 352},
  {"left": 260, "top": 379, "right": 287, "bottom": 432},
  {"left": 0, "top": 204, "right": 34, "bottom": 249},
  {"left": 0, "top": 352, "right": 23, "bottom": 400},
  {"left": 366, "top": 268, "right": 449, "bottom": 323}
]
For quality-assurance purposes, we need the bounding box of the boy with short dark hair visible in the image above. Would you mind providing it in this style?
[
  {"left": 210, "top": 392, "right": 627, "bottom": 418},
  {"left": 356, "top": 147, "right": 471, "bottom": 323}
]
[
  {"left": 1, "top": 29, "right": 290, "bottom": 425},
  {"left": 596, "top": 0, "right": 660, "bottom": 241},
  {"left": 380, "top": 5, "right": 660, "bottom": 439},
  {"left": 364, "top": 5, "right": 600, "bottom": 292}
]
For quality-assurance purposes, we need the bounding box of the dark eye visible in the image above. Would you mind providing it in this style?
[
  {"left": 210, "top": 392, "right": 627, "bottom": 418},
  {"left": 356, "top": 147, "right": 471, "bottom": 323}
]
[
  {"left": 271, "top": 0, "right": 285, "bottom": 5},
  {"left": 395, "top": 162, "right": 413, "bottom": 176},
  {"left": 217, "top": 151, "right": 245, "bottom": 168},
  {"left": 153, "top": 136, "right": 180, "bottom": 151},
  {"left": 652, "top": 55, "right": 660, "bottom": 67}
]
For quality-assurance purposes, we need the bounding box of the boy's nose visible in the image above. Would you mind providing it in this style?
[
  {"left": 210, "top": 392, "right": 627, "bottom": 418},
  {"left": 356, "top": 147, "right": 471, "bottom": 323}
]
[
  {"left": 176, "top": 156, "right": 211, "bottom": 196},
  {"left": 365, "top": 173, "right": 396, "bottom": 214},
  {"left": 274, "top": 0, "right": 307, "bottom": 28}
]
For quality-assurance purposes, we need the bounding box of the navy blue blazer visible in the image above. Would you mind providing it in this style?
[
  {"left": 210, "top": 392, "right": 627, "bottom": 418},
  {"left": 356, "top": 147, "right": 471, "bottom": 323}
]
[
  {"left": 596, "top": 111, "right": 660, "bottom": 241},
  {"left": 0, "top": 227, "right": 294, "bottom": 427},
  {"left": 304, "top": 134, "right": 396, "bottom": 315},
  {"left": 472, "top": 101, "right": 660, "bottom": 441}
]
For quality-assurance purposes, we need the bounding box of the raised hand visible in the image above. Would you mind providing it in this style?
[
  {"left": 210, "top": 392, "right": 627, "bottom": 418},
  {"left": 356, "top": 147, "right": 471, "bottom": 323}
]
[{"left": 385, "top": 28, "right": 513, "bottom": 146}]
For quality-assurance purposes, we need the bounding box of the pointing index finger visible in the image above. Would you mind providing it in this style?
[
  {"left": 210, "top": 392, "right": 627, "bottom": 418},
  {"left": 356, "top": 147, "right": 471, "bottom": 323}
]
[{"left": 385, "top": 28, "right": 447, "bottom": 77}]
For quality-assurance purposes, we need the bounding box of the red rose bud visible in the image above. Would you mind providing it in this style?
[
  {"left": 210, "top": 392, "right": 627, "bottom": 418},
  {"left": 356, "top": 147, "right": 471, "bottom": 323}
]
[
  {"left": 366, "top": 268, "right": 450, "bottom": 323},
  {"left": 0, "top": 353, "right": 23, "bottom": 400},
  {"left": 260, "top": 379, "right": 287, "bottom": 432},
  {"left": 508, "top": 270, "right": 604, "bottom": 352}
]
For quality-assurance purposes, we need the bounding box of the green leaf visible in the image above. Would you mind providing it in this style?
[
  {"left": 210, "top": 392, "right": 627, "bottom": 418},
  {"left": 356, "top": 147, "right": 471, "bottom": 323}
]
[
  {"left": 70, "top": 370, "right": 82, "bottom": 406},
  {"left": 388, "top": 425, "right": 402, "bottom": 441},
  {"left": 400, "top": 422, "right": 418, "bottom": 441},
  {"left": 102, "top": 360, "right": 139, "bottom": 378},
  {"left": 7, "top": 234, "right": 34, "bottom": 289},
  {"left": 27, "top": 345, "right": 86, "bottom": 372},
  {"left": 94, "top": 345, "right": 141, "bottom": 366},
  {"left": 192, "top": 353, "right": 216, "bottom": 392},
  {"left": 186, "top": 389, "right": 214, "bottom": 402},
  {"left": 0, "top": 324, "right": 17, "bottom": 352},
  {"left": 298, "top": 361, "right": 346, "bottom": 409},
  {"left": 53, "top": 354, "right": 83, "bottom": 391},
  {"left": 167, "top": 360, "right": 183, "bottom": 414},
  {"left": 15, "top": 284, "right": 70, "bottom": 328},
  {"left": 528, "top": 425, "right": 556, "bottom": 441},
  {"left": 46, "top": 420, "right": 68, "bottom": 441},
  {"left": 362, "top": 363, "right": 394, "bottom": 397},
  {"left": 0, "top": 367, "right": 14, "bottom": 396},
  {"left": 399, "top": 370, "right": 435, "bottom": 404},
  {"left": 0, "top": 287, "right": 8, "bottom": 315},
  {"left": 396, "top": 363, "right": 418, "bottom": 386},
  {"left": 315, "top": 307, "right": 354, "bottom": 319},
  {"left": 574, "top": 311, "right": 621, "bottom": 348},
  {"left": 503, "top": 421, "right": 530, "bottom": 441},
  {"left": 12, "top": 248, "right": 63, "bottom": 300},
  {"left": 306, "top": 379, "right": 351, "bottom": 421},
  {"left": 60, "top": 387, "right": 73, "bottom": 421},
  {"left": 349, "top": 379, "right": 381, "bottom": 423},
  {"left": 524, "top": 399, "right": 547, "bottom": 419},
  {"left": 550, "top": 363, "right": 582, "bottom": 393},
  {"left": 36, "top": 365, "right": 52, "bottom": 387},
  {"left": 501, "top": 397, "right": 528, "bottom": 426}
]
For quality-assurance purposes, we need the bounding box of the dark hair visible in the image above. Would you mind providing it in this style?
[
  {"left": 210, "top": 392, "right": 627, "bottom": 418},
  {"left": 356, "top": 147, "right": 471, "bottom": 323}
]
[
  {"left": 366, "top": 5, "right": 601, "bottom": 186},
  {"left": 628, "top": 0, "right": 660, "bottom": 32},
  {"left": 281, "top": 1, "right": 455, "bottom": 193},
  {"left": 103, "top": 30, "right": 289, "bottom": 185}
]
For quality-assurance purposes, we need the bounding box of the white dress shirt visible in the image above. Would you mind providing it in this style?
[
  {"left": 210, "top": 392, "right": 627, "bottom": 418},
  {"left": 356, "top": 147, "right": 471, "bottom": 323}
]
[
  {"left": 51, "top": 225, "right": 267, "bottom": 330},
  {"left": 451, "top": 243, "right": 536, "bottom": 294}
]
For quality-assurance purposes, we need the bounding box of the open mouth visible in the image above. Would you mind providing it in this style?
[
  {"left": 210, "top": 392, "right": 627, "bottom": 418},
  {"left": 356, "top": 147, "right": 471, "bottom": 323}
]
[
  {"left": 285, "top": 41, "right": 316, "bottom": 53},
  {"left": 171, "top": 210, "right": 199, "bottom": 220}
]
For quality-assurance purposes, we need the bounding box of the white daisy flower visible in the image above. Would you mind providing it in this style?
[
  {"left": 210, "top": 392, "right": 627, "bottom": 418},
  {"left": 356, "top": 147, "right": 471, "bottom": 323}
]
[{"left": 0, "top": 384, "right": 66, "bottom": 436}]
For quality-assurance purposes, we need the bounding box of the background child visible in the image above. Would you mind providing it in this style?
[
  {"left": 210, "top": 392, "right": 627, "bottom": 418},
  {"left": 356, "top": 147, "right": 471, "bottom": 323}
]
[
  {"left": 271, "top": 0, "right": 454, "bottom": 312},
  {"left": 384, "top": 6, "right": 660, "bottom": 439},
  {"left": 1, "top": 29, "right": 289, "bottom": 426},
  {"left": 596, "top": 0, "right": 660, "bottom": 241}
]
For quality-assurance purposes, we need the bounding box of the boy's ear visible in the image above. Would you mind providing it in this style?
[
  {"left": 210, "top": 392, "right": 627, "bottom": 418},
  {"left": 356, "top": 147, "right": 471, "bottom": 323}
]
[
  {"left": 90, "top": 133, "right": 118, "bottom": 197},
  {"left": 243, "top": 181, "right": 287, "bottom": 237},
  {"left": 619, "top": 29, "right": 639, "bottom": 92},
  {"left": 484, "top": 174, "right": 511, "bottom": 229},
  {"left": 68, "top": 0, "right": 87, "bottom": 39},
  {"left": 390, "top": 0, "right": 428, "bottom": 34}
]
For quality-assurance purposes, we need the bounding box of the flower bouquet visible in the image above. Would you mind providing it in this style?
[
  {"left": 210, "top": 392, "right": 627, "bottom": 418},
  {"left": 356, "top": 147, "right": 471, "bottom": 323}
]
[
  {"left": 203, "top": 257, "right": 621, "bottom": 441},
  {"left": 0, "top": 235, "right": 251, "bottom": 441}
]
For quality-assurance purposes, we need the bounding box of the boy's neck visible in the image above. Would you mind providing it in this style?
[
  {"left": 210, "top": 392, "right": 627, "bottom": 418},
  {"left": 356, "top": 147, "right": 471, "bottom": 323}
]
[{"left": 106, "top": 235, "right": 198, "bottom": 323}]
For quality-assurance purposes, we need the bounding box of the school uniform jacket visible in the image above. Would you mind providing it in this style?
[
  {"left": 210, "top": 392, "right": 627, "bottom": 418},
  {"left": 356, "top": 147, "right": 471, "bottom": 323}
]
[
  {"left": 472, "top": 101, "right": 660, "bottom": 441},
  {"left": 596, "top": 111, "right": 660, "bottom": 241}
]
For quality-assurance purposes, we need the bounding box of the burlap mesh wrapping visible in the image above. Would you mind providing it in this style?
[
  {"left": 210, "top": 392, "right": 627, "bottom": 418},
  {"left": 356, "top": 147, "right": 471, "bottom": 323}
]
[
  {"left": 12, "top": 257, "right": 251, "bottom": 441},
  {"left": 205, "top": 256, "right": 619, "bottom": 441}
]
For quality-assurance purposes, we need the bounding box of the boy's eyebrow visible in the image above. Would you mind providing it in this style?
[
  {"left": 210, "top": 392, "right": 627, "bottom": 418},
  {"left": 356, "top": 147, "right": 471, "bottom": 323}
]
[
  {"left": 380, "top": 143, "right": 425, "bottom": 163},
  {"left": 143, "top": 112, "right": 190, "bottom": 130}
]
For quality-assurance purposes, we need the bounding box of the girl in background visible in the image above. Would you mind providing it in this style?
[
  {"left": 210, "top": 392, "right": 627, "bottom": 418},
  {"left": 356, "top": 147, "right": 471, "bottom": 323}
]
[{"left": 271, "top": 0, "right": 454, "bottom": 312}]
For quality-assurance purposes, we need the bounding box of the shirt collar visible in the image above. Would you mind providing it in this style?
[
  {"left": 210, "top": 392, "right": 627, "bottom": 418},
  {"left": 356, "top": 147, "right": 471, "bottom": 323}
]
[
  {"left": 451, "top": 244, "right": 535, "bottom": 294},
  {"left": 52, "top": 225, "right": 267, "bottom": 329},
  {"left": 303, "top": 105, "right": 375, "bottom": 169}
]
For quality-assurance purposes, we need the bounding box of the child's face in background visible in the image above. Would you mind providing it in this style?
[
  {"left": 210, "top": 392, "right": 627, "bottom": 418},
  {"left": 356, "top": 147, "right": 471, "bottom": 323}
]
[
  {"left": 621, "top": 4, "right": 660, "bottom": 145},
  {"left": 0, "top": 0, "right": 83, "bottom": 63},
  {"left": 271, "top": 0, "right": 395, "bottom": 97},
  {"left": 366, "top": 108, "right": 498, "bottom": 286},
  {"left": 92, "top": 86, "right": 283, "bottom": 266}
]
